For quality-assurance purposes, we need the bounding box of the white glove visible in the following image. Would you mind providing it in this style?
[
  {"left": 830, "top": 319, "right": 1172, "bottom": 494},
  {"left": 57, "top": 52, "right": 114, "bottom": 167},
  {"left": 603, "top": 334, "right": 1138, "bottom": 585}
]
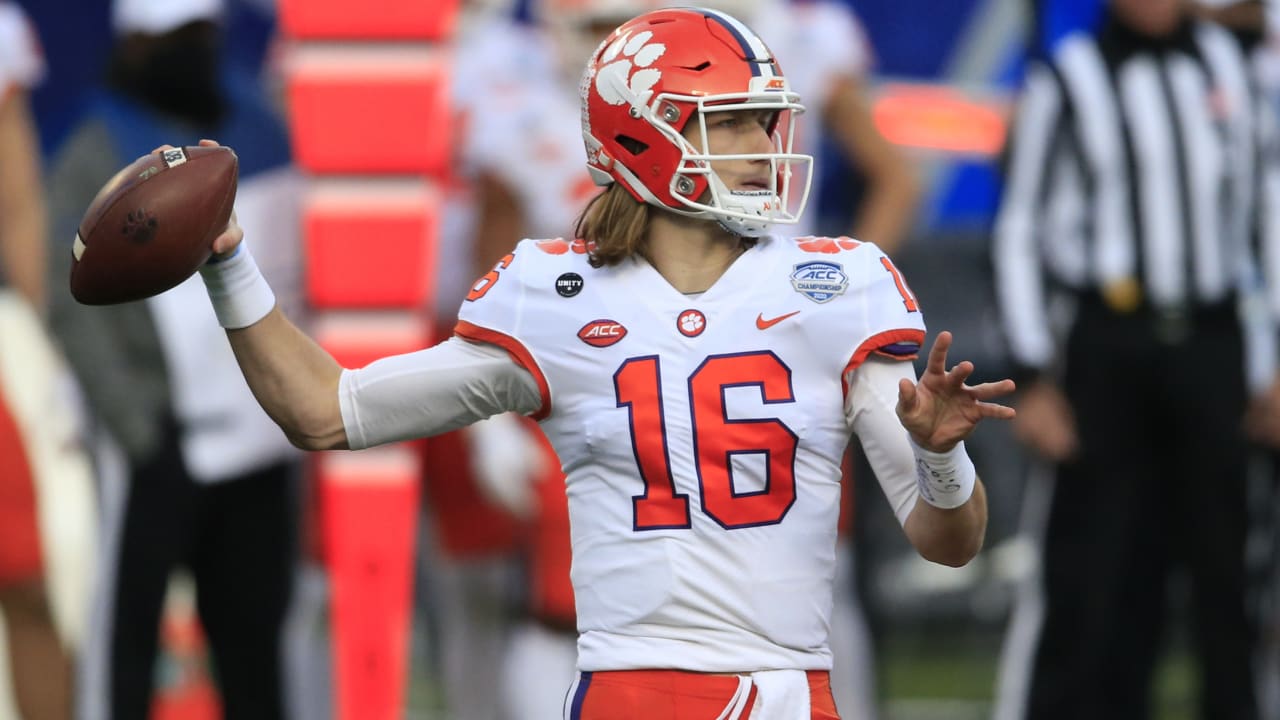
[{"left": 464, "top": 412, "right": 545, "bottom": 518}]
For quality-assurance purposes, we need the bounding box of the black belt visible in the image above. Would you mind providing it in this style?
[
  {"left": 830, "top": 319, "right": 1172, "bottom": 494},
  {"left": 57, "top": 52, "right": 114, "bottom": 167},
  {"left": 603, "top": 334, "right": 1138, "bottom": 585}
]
[{"left": 1077, "top": 291, "right": 1238, "bottom": 346}]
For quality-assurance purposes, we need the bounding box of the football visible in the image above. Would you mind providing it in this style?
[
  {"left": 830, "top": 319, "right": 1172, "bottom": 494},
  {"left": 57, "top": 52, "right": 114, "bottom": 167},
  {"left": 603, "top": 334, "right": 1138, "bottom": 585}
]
[{"left": 69, "top": 145, "right": 239, "bottom": 305}]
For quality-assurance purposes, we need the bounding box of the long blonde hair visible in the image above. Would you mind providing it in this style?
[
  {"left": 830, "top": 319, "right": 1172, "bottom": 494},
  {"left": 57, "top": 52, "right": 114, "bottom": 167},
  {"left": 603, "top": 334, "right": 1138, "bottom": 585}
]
[
  {"left": 575, "top": 184, "right": 651, "bottom": 268},
  {"left": 574, "top": 183, "right": 758, "bottom": 267}
]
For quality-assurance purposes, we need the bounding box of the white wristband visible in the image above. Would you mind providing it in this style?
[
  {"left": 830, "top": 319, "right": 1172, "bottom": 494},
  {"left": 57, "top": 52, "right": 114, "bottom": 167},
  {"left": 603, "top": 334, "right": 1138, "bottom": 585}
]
[
  {"left": 909, "top": 438, "right": 976, "bottom": 509},
  {"left": 198, "top": 244, "right": 276, "bottom": 329}
]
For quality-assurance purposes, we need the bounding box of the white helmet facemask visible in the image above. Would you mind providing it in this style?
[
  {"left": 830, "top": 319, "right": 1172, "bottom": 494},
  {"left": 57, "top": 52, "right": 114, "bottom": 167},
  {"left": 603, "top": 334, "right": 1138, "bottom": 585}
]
[{"left": 646, "top": 90, "right": 814, "bottom": 237}]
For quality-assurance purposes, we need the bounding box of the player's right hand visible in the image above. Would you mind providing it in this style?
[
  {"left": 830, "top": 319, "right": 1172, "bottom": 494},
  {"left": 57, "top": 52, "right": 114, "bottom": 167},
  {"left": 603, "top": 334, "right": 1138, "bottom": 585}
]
[
  {"left": 209, "top": 209, "right": 243, "bottom": 259},
  {"left": 195, "top": 139, "right": 245, "bottom": 259}
]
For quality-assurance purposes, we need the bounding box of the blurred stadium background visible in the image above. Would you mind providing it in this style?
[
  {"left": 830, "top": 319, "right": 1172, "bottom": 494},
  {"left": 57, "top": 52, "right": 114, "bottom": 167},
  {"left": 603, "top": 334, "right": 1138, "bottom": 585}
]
[{"left": 4, "top": 0, "right": 1264, "bottom": 718}]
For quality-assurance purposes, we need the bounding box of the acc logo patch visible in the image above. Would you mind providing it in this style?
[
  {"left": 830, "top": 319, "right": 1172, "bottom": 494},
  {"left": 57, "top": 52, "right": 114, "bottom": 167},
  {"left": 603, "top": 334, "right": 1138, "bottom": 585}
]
[
  {"left": 578, "top": 319, "right": 627, "bottom": 347},
  {"left": 791, "top": 261, "right": 848, "bottom": 303}
]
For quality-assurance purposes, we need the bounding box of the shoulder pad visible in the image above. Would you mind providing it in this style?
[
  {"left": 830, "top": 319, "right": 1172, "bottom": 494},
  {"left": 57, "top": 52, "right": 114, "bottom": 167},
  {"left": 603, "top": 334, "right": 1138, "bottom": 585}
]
[{"left": 783, "top": 237, "right": 926, "bottom": 373}]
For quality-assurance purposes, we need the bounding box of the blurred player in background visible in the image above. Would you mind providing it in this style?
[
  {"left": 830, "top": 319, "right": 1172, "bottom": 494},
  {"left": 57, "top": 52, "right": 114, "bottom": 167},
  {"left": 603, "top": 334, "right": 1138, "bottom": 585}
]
[
  {"left": 43, "top": 0, "right": 306, "bottom": 718},
  {"left": 748, "top": 0, "right": 918, "bottom": 254},
  {"left": 0, "top": 2, "right": 45, "bottom": 310},
  {"left": 409, "top": 2, "right": 552, "bottom": 718},
  {"left": 446, "top": 1, "right": 627, "bottom": 716},
  {"left": 0, "top": 3, "right": 77, "bottom": 719}
]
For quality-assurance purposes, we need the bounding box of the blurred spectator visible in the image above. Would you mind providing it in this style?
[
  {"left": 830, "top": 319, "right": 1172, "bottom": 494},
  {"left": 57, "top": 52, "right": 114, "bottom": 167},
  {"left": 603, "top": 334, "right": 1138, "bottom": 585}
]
[
  {"left": 991, "top": 0, "right": 1277, "bottom": 717},
  {"left": 750, "top": 0, "right": 919, "bottom": 255},
  {"left": 0, "top": 3, "right": 76, "bottom": 719},
  {"left": 408, "top": 4, "right": 559, "bottom": 719},
  {"left": 1190, "top": 0, "right": 1272, "bottom": 41},
  {"left": 445, "top": 3, "right": 610, "bottom": 717},
  {"left": 43, "top": 0, "right": 306, "bottom": 718},
  {"left": 0, "top": 0, "right": 45, "bottom": 312}
]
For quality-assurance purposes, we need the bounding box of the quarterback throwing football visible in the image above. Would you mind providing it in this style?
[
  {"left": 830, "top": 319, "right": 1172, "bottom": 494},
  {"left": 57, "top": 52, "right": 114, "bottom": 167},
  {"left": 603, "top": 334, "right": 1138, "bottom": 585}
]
[{"left": 194, "top": 7, "right": 1014, "bottom": 718}]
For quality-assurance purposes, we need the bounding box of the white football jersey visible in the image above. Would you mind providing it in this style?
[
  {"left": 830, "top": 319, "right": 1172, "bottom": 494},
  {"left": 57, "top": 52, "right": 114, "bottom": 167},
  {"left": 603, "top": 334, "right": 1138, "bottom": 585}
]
[{"left": 456, "top": 234, "right": 924, "bottom": 671}]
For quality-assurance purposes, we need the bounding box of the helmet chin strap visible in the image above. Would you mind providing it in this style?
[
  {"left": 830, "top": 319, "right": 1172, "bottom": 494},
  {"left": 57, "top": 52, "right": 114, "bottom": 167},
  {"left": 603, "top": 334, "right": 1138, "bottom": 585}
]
[
  {"left": 716, "top": 211, "right": 771, "bottom": 237},
  {"left": 707, "top": 175, "right": 780, "bottom": 237}
]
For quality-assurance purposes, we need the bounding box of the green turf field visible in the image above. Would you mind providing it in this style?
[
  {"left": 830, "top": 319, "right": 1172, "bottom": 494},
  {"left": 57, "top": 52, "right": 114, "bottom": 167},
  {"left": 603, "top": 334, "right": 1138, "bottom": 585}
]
[
  {"left": 877, "top": 625, "right": 1198, "bottom": 720},
  {"left": 404, "top": 623, "right": 1201, "bottom": 720}
]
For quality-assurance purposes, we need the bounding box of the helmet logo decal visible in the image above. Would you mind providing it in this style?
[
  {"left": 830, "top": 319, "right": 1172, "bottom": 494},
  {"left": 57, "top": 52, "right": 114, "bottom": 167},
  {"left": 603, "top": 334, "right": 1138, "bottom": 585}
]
[{"left": 595, "top": 30, "right": 666, "bottom": 108}]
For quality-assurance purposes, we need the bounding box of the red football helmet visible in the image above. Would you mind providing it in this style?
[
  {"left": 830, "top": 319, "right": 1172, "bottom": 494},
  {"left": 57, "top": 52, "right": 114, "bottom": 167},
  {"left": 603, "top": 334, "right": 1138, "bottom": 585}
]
[{"left": 579, "top": 6, "right": 813, "bottom": 236}]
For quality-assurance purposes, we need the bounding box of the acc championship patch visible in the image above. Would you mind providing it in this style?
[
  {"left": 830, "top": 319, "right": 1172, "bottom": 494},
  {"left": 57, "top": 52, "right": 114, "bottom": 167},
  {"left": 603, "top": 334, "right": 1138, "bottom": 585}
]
[{"left": 791, "top": 261, "right": 848, "bottom": 303}]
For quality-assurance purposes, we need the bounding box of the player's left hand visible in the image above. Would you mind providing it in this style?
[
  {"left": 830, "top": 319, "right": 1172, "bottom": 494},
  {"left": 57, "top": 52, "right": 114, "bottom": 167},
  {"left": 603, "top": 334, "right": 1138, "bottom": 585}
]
[{"left": 896, "top": 330, "right": 1016, "bottom": 452}]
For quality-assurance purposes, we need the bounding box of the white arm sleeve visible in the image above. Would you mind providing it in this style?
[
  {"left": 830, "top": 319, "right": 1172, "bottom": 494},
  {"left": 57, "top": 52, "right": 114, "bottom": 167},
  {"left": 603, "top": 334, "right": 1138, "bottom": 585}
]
[
  {"left": 339, "top": 336, "right": 542, "bottom": 450},
  {"left": 844, "top": 356, "right": 920, "bottom": 526}
]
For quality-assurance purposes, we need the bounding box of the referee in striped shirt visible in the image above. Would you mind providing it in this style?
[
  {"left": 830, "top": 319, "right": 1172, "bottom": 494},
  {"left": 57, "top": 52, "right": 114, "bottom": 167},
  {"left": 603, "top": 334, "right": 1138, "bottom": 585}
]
[{"left": 991, "top": 0, "right": 1275, "bottom": 717}]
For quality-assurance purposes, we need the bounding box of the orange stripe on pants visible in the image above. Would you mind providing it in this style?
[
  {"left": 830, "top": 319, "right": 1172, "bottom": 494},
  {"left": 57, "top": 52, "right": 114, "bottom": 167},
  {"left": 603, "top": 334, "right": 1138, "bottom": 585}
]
[{"left": 570, "top": 669, "right": 840, "bottom": 719}]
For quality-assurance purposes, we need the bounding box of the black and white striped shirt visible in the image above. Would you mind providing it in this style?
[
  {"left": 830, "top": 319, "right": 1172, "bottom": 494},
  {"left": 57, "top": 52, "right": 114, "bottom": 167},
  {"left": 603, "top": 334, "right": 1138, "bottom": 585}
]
[{"left": 992, "top": 15, "right": 1278, "bottom": 370}]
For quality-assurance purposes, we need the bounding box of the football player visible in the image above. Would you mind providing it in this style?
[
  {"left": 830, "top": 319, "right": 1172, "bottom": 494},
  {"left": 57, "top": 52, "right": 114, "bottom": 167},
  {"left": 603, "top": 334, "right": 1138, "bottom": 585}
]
[
  {"left": 467, "top": 1, "right": 919, "bottom": 715},
  {"left": 194, "top": 7, "right": 1013, "bottom": 717}
]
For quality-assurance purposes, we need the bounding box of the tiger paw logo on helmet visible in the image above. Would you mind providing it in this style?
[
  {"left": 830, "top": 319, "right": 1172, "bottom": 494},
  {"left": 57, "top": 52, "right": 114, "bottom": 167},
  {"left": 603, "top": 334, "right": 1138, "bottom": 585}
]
[{"left": 593, "top": 30, "right": 666, "bottom": 108}]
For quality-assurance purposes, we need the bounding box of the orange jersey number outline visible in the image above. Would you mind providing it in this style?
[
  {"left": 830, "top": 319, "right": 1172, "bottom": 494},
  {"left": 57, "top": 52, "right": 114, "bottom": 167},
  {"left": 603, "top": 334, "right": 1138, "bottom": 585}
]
[
  {"left": 879, "top": 256, "right": 919, "bottom": 312},
  {"left": 466, "top": 252, "right": 516, "bottom": 302}
]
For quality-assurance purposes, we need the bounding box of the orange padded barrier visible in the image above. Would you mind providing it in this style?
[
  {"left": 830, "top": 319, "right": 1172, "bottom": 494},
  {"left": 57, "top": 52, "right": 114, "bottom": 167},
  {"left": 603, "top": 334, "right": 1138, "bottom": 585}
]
[
  {"left": 285, "top": 48, "right": 450, "bottom": 176},
  {"left": 279, "top": 0, "right": 459, "bottom": 41},
  {"left": 318, "top": 447, "right": 420, "bottom": 720},
  {"left": 304, "top": 182, "right": 439, "bottom": 309},
  {"left": 872, "top": 82, "right": 1010, "bottom": 157},
  {"left": 315, "top": 311, "right": 435, "bottom": 370}
]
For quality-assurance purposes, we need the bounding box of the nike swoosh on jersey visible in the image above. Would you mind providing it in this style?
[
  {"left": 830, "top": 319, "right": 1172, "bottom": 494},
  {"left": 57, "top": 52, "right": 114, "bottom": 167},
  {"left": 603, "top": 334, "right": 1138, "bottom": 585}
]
[{"left": 755, "top": 311, "right": 801, "bottom": 330}]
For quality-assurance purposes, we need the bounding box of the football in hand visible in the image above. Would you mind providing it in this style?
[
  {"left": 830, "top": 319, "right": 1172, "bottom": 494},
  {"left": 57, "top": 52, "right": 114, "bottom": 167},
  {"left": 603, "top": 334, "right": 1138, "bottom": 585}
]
[{"left": 69, "top": 145, "right": 239, "bottom": 305}]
